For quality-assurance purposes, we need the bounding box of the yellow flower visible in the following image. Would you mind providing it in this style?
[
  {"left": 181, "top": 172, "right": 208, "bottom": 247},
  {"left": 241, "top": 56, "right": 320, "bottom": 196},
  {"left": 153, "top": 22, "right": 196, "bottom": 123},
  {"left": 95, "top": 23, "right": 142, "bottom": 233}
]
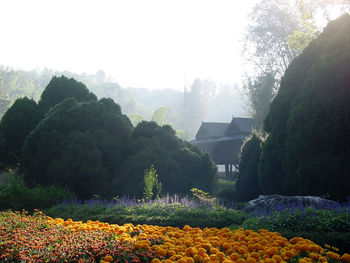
[
  {"left": 210, "top": 247, "right": 219, "bottom": 254},
  {"left": 183, "top": 225, "right": 191, "bottom": 232},
  {"left": 326, "top": 251, "right": 340, "bottom": 261},
  {"left": 230, "top": 252, "right": 240, "bottom": 261},
  {"left": 185, "top": 257, "right": 194, "bottom": 263},
  {"left": 246, "top": 257, "right": 257, "bottom": 263},
  {"left": 103, "top": 255, "right": 113, "bottom": 262}
]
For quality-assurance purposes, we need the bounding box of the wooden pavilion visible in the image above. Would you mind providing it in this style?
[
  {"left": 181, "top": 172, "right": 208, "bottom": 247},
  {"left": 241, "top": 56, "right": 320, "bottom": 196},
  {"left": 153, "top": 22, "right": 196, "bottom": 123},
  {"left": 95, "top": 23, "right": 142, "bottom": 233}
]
[{"left": 190, "top": 117, "right": 252, "bottom": 178}]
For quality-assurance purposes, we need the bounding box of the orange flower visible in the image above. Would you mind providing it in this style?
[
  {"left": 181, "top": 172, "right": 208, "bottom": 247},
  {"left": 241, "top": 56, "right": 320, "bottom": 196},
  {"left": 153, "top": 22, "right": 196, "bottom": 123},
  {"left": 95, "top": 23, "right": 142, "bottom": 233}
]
[
  {"left": 212, "top": 240, "right": 220, "bottom": 247},
  {"left": 197, "top": 247, "right": 206, "bottom": 256},
  {"left": 265, "top": 247, "right": 278, "bottom": 256},
  {"left": 341, "top": 253, "right": 350, "bottom": 263},
  {"left": 319, "top": 256, "right": 327, "bottom": 262},
  {"left": 217, "top": 251, "right": 225, "bottom": 259},
  {"left": 230, "top": 252, "right": 240, "bottom": 261},
  {"left": 183, "top": 225, "right": 191, "bottom": 232},
  {"left": 185, "top": 247, "right": 196, "bottom": 257},
  {"left": 185, "top": 257, "right": 194, "bottom": 263},
  {"left": 238, "top": 247, "right": 246, "bottom": 255},
  {"left": 210, "top": 247, "right": 219, "bottom": 254},
  {"left": 222, "top": 243, "right": 232, "bottom": 250},
  {"left": 309, "top": 252, "right": 320, "bottom": 260},
  {"left": 193, "top": 254, "right": 204, "bottom": 262},
  {"left": 326, "top": 251, "right": 340, "bottom": 261},
  {"left": 210, "top": 254, "right": 220, "bottom": 261},
  {"left": 247, "top": 257, "right": 257, "bottom": 263},
  {"left": 309, "top": 244, "right": 321, "bottom": 252},
  {"left": 103, "top": 255, "right": 113, "bottom": 262},
  {"left": 251, "top": 252, "right": 260, "bottom": 260},
  {"left": 272, "top": 255, "right": 282, "bottom": 262},
  {"left": 285, "top": 250, "right": 295, "bottom": 258},
  {"left": 265, "top": 258, "right": 277, "bottom": 263}
]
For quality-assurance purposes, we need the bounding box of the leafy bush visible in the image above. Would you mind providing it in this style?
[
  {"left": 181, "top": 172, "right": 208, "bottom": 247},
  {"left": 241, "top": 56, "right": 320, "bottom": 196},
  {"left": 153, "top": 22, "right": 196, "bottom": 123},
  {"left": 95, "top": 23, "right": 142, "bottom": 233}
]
[
  {"left": 242, "top": 206, "right": 350, "bottom": 253},
  {"left": 144, "top": 165, "right": 161, "bottom": 200},
  {"left": 214, "top": 179, "right": 237, "bottom": 203},
  {"left": 0, "top": 172, "right": 75, "bottom": 211}
]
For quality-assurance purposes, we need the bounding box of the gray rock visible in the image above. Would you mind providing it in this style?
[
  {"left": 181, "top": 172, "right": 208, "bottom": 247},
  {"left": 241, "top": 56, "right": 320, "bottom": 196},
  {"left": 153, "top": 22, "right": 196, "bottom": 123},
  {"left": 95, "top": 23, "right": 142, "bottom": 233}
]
[{"left": 242, "top": 194, "right": 338, "bottom": 214}]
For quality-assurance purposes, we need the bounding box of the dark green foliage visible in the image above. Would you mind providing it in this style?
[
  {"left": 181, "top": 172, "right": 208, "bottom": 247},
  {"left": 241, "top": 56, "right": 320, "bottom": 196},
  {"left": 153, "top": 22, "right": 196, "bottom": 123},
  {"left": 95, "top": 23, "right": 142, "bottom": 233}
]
[
  {"left": 236, "top": 134, "right": 262, "bottom": 201},
  {"left": 0, "top": 76, "right": 100, "bottom": 171},
  {"left": 44, "top": 203, "right": 246, "bottom": 229},
  {"left": 214, "top": 179, "right": 237, "bottom": 203},
  {"left": 0, "top": 97, "right": 41, "bottom": 169},
  {"left": 0, "top": 172, "right": 75, "bottom": 211},
  {"left": 38, "top": 75, "right": 97, "bottom": 113},
  {"left": 112, "top": 121, "right": 217, "bottom": 198},
  {"left": 260, "top": 14, "right": 350, "bottom": 200},
  {"left": 242, "top": 206, "right": 350, "bottom": 254},
  {"left": 0, "top": 75, "right": 217, "bottom": 200},
  {"left": 259, "top": 135, "right": 286, "bottom": 194},
  {"left": 22, "top": 98, "right": 132, "bottom": 199}
]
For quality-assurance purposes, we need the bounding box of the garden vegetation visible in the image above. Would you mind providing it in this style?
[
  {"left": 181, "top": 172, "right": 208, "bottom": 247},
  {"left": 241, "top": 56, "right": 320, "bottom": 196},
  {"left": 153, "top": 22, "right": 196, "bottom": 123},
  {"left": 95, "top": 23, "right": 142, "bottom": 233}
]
[
  {"left": 1, "top": 210, "right": 350, "bottom": 262},
  {"left": 0, "top": 76, "right": 217, "bottom": 200}
]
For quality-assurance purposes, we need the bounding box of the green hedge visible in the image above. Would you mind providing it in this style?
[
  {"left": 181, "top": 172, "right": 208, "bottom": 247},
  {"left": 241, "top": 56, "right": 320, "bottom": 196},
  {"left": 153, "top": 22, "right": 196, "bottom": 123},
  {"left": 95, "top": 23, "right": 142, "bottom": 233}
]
[{"left": 44, "top": 202, "right": 247, "bottom": 229}]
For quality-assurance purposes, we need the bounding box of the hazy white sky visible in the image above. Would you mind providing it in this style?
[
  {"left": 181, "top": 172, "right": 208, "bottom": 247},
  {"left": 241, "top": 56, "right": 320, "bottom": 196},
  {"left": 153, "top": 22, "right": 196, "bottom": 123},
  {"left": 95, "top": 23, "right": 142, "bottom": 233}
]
[{"left": 0, "top": 0, "right": 258, "bottom": 91}]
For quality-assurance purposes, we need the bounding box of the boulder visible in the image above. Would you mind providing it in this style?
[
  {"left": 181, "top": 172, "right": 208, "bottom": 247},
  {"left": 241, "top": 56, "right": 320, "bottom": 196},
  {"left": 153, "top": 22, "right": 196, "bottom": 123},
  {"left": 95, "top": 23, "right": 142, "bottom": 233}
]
[{"left": 242, "top": 195, "right": 339, "bottom": 214}]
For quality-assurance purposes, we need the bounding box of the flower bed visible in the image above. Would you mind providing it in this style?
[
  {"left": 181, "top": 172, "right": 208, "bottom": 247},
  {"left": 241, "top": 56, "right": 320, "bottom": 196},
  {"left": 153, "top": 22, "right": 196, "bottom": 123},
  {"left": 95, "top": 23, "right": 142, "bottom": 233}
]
[{"left": 1, "top": 210, "right": 349, "bottom": 263}]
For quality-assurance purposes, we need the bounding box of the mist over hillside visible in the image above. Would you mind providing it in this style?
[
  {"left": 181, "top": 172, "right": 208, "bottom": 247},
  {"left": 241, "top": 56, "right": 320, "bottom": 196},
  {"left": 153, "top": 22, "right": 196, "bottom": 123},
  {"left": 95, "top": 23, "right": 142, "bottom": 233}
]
[{"left": 0, "top": 66, "right": 247, "bottom": 139}]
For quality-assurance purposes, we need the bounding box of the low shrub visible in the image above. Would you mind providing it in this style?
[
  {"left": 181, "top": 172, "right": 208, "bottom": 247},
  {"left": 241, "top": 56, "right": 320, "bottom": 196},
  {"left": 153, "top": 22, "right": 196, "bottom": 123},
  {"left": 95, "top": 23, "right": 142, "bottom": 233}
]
[
  {"left": 214, "top": 179, "right": 237, "bottom": 204},
  {"left": 0, "top": 172, "right": 75, "bottom": 211}
]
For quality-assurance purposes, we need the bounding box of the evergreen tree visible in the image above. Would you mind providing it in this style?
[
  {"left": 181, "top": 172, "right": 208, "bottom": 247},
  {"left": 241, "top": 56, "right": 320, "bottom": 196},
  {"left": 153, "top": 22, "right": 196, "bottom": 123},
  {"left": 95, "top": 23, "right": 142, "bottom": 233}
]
[
  {"left": 260, "top": 14, "right": 350, "bottom": 201},
  {"left": 0, "top": 97, "right": 41, "bottom": 169},
  {"left": 38, "top": 75, "right": 97, "bottom": 113},
  {"left": 112, "top": 121, "right": 217, "bottom": 197},
  {"left": 22, "top": 98, "right": 132, "bottom": 199}
]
